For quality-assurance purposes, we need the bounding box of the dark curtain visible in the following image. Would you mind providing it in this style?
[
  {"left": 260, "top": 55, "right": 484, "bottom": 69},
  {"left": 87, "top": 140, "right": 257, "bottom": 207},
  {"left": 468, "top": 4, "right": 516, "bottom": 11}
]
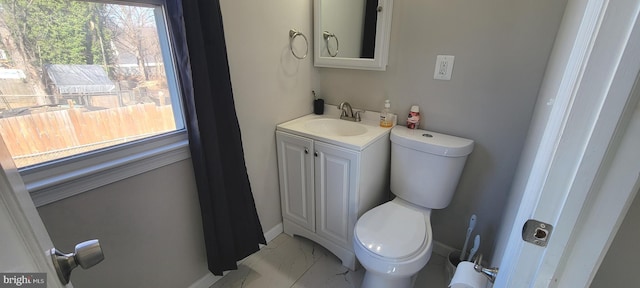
[
  {"left": 361, "top": 0, "right": 378, "bottom": 59},
  {"left": 166, "top": 0, "right": 266, "bottom": 276}
]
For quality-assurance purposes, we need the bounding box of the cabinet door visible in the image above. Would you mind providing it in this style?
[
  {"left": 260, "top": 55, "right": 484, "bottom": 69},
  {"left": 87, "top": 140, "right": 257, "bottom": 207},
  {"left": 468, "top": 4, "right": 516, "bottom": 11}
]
[
  {"left": 314, "top": 141, "right": 359, "bottom": 247},
  {"left": 276, "top": 131, "right": 315, "bottom": 231}
]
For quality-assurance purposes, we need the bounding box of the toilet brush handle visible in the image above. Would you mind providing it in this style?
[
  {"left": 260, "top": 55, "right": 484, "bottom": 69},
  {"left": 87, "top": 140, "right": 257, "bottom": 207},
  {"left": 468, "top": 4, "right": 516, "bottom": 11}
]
[
  {"left": 460, "top": 214, "right": 477, "bottom": 261},
  {"left": 468, "top": 235, "right": 480, "bottom": 262},
  {"left": 461, "top": 230, "right": 471, "bottom": 260}
]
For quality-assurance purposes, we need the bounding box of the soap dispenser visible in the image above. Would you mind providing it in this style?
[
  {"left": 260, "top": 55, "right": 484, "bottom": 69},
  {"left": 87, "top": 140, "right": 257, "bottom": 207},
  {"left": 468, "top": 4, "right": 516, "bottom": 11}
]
[{"left": 380, "top": 100, "right": 393, "bottom": 127}]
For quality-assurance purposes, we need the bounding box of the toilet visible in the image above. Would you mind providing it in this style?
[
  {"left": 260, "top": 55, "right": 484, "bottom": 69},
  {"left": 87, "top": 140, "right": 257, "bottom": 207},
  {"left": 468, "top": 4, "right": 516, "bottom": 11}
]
[{"left": 353, "top": 126, "right": 474, "bottom": 288}]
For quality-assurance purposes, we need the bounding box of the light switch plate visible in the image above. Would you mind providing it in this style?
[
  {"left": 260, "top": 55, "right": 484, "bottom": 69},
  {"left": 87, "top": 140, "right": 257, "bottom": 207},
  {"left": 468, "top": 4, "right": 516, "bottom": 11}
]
[{"left": 434, "top": 55, "right": 455, "bottom": 80}]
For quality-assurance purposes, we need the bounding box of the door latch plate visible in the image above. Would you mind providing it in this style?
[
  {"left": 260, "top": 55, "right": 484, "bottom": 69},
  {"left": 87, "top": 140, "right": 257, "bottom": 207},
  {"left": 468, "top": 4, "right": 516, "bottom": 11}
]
[{"left": 522, "top": 219, "right": 553, "bottom": 247}]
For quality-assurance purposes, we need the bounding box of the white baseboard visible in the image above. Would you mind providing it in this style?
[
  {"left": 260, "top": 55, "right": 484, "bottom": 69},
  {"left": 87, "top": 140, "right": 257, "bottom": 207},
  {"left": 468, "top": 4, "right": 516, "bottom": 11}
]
[
  {"left": 188, "top": 272, "right": 223, "bottom": 288},
  {"left": 188, "top": 223, "right": 284, "bottom": 288},
  {"left": 264, "top": 222, "right": 283, "bottom": 243},
  {"left": 433, "top": 240, "right": 457, "bottom": 258}
]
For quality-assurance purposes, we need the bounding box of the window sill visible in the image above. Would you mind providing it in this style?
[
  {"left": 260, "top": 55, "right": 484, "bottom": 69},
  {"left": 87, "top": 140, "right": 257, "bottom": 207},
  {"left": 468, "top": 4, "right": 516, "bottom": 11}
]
[{"left": 21, "top": 131, "right": 191, "bottom": 207}]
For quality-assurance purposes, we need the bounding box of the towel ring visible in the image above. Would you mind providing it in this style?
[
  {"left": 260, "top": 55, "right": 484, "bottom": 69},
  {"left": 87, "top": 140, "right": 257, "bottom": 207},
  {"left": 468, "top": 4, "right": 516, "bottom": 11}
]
[
  {"left": 323, "top": 31, "right": 339, "bottom": 57},
  {"left": 289, "top": 29, "right": 308, "bottom": 60}
]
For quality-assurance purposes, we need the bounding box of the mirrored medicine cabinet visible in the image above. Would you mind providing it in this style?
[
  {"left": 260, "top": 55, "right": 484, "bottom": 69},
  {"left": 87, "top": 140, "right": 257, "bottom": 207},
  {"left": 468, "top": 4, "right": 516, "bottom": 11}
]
[{"left": 314, "top": 0, "right": 393, "bottom": 71}]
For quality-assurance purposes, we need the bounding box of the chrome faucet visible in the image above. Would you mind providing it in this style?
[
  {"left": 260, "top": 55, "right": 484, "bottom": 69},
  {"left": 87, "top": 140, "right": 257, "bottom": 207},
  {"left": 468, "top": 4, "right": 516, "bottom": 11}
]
[
  {"left": 338, "top": 101, "right": 361, "bottom": 122},
  {"left": 339, "top": 102, "right": 353, "bottom": 117}
]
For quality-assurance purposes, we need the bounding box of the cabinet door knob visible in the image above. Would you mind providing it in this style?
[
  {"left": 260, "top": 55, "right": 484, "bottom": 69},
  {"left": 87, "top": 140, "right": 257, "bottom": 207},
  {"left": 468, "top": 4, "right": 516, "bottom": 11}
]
[
  {"left": 314, "top": 151, "right": 318, "bottom": 157},
  {"left": 304, "top": 148, "right": 309, "bottom": 154}
]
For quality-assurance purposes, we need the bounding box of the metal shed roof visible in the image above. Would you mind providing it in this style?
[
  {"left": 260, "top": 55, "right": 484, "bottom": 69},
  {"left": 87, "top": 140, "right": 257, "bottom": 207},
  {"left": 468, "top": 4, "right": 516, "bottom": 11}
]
[{"left": 45, "top": 64, "right": 115, "bottom": 94}]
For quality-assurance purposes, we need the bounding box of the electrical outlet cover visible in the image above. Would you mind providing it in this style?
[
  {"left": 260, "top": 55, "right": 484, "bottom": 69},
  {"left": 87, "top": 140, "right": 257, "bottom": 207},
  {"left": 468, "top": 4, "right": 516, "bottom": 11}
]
[{"left": 434, "top": 55, "right": 455, "bottom": 80}]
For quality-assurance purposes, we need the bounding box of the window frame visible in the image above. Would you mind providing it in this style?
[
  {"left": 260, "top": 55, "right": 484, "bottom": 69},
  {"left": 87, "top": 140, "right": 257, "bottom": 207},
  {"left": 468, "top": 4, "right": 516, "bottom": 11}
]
[{"left": 16, "top": 0, "right": 192, "bottom": 207}]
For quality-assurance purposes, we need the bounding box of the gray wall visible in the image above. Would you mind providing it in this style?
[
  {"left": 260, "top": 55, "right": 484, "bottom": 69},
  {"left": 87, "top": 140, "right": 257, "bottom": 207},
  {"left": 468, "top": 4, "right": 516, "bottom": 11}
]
[
  {"left": 37, "top": 160, "right": 208, "bottom": 288},
  {"left": 591, "top": 190, "right": 640, "bottom": 287},
  {"left": 219, "top": 0, "right": 315, "bottom": 234},
  {"left": 317, "top": 0, "right": 567, "bottom": 254}
]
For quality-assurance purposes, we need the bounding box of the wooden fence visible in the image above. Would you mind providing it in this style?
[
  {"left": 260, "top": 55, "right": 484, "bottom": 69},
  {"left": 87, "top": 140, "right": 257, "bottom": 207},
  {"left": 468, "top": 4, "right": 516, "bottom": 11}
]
[{"left": 0, "top": 103, "right": 176, "bottom": 167}]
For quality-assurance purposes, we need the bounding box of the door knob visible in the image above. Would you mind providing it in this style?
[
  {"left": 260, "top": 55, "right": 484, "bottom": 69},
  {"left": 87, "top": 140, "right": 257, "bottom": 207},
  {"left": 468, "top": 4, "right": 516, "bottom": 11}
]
[{"left": 50, "top": 239, "right": 104, "bottom": 284}]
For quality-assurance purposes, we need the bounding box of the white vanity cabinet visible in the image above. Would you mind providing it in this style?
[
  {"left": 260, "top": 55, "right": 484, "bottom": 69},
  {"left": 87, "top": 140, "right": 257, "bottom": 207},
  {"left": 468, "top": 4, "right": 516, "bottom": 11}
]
[
  {"left": 275, "top": 129, "right": 390, "bottom": 270},
  {"left": 276, "top": 132, "right": 316, "bottom": 232}
]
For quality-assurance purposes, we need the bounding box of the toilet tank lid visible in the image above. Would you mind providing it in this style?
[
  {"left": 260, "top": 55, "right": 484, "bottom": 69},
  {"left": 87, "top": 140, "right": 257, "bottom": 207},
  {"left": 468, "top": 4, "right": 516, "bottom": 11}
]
[{"left": 391, "top": 126, "right": 474, "bottom": 157}]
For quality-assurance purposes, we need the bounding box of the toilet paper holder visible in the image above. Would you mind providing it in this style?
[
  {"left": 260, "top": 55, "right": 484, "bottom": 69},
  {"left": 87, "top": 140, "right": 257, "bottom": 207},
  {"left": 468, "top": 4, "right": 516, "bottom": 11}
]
[{"left": 473, "top": 254, "right": 499, "bottom": 283}]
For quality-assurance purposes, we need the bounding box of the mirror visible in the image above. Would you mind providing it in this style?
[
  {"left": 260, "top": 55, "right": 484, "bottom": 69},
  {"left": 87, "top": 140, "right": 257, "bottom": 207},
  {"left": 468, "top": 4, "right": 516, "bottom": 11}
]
[{"left": 314, "top": 0, "right": 393, "bottom": 71}]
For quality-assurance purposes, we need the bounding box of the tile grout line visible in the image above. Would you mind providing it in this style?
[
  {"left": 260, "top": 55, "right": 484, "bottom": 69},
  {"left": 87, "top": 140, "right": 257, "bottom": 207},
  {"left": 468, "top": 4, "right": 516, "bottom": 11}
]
[{"left": 289, "top": 243, "right": 327, "bottom": 288}]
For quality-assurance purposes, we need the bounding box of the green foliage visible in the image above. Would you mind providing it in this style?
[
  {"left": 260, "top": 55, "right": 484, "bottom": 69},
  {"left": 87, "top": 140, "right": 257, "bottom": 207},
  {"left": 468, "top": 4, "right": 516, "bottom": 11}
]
[{"left": 0, "top": 0, "right": 113, "bottom": 66}]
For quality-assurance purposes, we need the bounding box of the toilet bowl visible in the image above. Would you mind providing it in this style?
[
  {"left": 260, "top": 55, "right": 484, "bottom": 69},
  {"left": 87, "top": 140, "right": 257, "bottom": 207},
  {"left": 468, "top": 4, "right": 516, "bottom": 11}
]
[
  {"left": 353, "top": 126, "right": 474, "bottom": 288},
  {"left": 354, "top": 198, "right": 433, "bottom": 288}
]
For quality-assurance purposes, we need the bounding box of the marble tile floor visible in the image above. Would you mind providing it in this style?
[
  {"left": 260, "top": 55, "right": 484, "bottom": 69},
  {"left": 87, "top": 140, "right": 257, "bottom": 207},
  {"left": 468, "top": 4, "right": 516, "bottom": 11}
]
[{"left": 210, "top": 233, "right": 448, "bottom": 288}]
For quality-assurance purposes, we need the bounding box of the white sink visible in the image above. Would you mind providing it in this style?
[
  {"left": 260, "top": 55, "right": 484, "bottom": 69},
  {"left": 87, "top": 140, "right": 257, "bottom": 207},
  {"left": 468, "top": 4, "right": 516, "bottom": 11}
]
[
  {"left": 276, "top": 107, "right": 393, "bottom": 151},
  {"left": 304, "top": 118, "right": 368, "bottom": 136}
]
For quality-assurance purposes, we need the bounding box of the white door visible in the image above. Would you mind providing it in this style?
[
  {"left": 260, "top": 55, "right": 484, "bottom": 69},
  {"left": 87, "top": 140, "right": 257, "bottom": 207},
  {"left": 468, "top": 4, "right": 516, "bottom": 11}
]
[
  {"left": 492, "top": 0, "right": 640, "bottom": 286},
  {"left": 0, "top": 139, "right": 68, "bottom": 287}
]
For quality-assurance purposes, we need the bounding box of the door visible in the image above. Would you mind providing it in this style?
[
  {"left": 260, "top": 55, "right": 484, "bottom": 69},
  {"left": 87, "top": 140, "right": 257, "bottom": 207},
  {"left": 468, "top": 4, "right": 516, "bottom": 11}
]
[
  {"left": 276, "top": 131, "right": 316, "bottom": 231},
  {"left": 314, "top": 141, "right": 358, "bottom": 247},
  {"left": 0, "top": 139, "right": 68, "bottom": 287},
  {"left": 491, "top": 0, "right": 640, "bottom": 286}
]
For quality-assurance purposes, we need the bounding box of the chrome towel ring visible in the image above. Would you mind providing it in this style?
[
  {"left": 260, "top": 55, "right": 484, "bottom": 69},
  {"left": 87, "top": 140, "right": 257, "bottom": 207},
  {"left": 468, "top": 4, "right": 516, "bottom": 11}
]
[
  {"left": 323, "top": 31, "right": 339, "bottom": 57},
  {"left": 289, "top": 29, "right": 308, "bottom": 60}
]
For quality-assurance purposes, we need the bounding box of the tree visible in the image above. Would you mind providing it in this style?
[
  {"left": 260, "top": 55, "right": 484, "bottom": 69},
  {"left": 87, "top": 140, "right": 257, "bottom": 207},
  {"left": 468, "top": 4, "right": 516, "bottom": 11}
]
[
  {"left": 104, "top": 5, "right": 158, "bottom": 81},
  {"left": 0, "top": 0, "right": 114, "bottom": 94},
  {"left": 88, "top": 4, "right": 115, "bottom": 75}
]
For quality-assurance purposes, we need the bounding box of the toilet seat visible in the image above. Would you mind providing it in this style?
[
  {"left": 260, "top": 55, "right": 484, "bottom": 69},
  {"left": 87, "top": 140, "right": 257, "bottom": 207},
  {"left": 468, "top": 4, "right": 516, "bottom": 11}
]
[{"left": 355, "top": 200, "right": 428, "bottom": 259}]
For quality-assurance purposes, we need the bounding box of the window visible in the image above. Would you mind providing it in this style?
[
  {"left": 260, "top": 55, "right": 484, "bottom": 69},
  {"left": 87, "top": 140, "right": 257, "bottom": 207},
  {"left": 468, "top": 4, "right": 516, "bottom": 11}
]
[{"left": 0, "top": 0, "right": 190, "bottom": 206}]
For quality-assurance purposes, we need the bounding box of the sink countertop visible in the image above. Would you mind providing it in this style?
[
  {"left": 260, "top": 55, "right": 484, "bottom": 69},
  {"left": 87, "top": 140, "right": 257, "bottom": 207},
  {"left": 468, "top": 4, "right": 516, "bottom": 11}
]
[{"left": 276, "top": 104, "right": 394, "bottom": 151}]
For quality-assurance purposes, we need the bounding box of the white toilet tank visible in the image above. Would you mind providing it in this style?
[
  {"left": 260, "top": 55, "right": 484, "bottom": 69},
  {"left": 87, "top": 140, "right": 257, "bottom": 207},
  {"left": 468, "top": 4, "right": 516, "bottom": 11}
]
[{"left": 390, "top": 126, "right": 474, "bottom": 209}]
